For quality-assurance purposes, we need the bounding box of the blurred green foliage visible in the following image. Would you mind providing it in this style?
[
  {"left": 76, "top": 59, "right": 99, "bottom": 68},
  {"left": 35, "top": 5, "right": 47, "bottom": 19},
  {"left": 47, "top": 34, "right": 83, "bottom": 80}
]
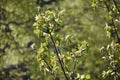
[{"left": 0, "top": 0, "right": 120, "bottom": 80}]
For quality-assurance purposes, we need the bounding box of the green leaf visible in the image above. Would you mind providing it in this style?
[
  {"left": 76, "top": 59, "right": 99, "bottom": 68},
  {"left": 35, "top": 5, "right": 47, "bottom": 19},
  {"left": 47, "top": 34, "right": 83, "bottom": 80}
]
[{"left": 33, "top": 29, "right": 40, "bottom": 35}]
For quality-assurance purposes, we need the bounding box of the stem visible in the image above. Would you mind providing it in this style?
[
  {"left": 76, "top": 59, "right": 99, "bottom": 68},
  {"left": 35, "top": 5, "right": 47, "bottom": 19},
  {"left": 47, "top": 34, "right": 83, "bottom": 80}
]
[
  {"left": 111, "top": 19, "right": 120, "bottom": 43},
  {"left": 49, "top": 32, "right": 69, "bottom": 80},
  {"left": 57, "top": 48, "right": 70, "bottom": 72},
  {"left": 41, "top": 56, "right": 57, "bottom": 78},
  {"left": 104, "top": 1, "right": 120, "bottom": 43},
  {"left": 72, "top": 57, "right": 77, "bottom": 73},
  {"left": 41, "top": 56, "right": 52, "bottom": 73}
]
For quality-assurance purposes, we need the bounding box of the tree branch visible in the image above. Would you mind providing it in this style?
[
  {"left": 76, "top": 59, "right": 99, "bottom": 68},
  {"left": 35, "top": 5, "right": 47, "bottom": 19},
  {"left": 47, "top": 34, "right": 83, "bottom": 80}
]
[
  {"left": 49, "top": 32, "right": 69, "bottom": 80},
  {"left": 104, "top": 1, "right": 120, "bottom": 43}
]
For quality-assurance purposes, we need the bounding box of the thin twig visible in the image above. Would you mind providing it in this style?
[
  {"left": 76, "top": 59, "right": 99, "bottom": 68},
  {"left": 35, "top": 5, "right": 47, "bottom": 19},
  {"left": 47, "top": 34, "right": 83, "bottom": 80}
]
[
  {"left": 41, "top": 56, "right": 56, "bottom": 76},
  {"left": 104, "top": 1, "right": 120, "bottom": 43},
  {"left": 57, "top": 47, "right": 70, "bottom": 72},
  {"left": 49, "top": 32, "right": 69, "bottom": 80},
  {"left": 111, "top": 19, "right": 120, "bottom": 43},
  {"left": 72, "top": 57, "right": 77, "bottom": 73}
]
